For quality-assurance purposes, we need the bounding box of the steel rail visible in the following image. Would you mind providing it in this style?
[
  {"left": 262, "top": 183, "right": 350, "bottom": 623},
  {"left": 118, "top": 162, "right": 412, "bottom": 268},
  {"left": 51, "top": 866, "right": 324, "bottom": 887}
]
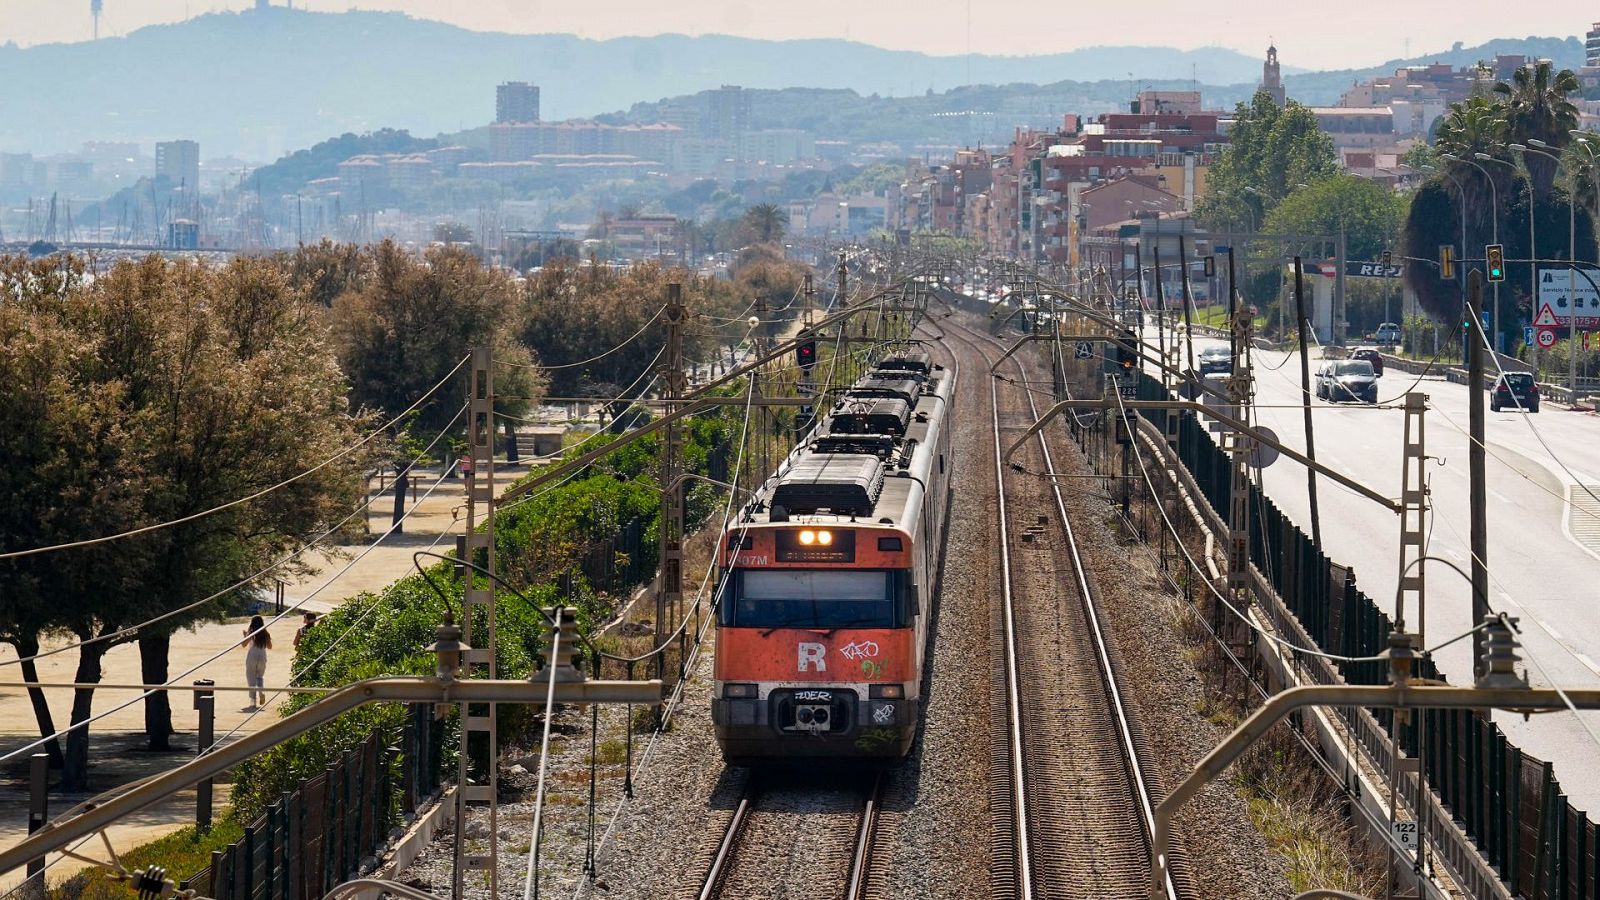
[
  {"left": 696, "top": 781, "right": 756, "bottom": 900},
  {"left": 844, "top": 773, "right": 885, "bottom": 900},
  {"left": 1020, "top": 363, "right": 1181, "bottom": 900},
  {"left": 945, "top": 305, "right": 1175, "bottom": 899},
  {"left": 922, "top": 313, "right": 1036, "bottom": 899}
]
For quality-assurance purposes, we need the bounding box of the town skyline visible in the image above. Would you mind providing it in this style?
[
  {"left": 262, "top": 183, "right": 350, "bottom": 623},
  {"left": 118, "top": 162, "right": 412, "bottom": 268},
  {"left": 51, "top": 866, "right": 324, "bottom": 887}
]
[{"left": 0, "top": 0, "right": 1584, "bottom": 72}]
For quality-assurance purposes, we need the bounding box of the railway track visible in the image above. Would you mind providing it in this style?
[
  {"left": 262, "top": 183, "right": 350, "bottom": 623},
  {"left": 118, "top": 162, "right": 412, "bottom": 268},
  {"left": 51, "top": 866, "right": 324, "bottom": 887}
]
[
  {"left": 938, "top": 308, "right": 1182, "bottom": 899},
  {"left": 694, "top": 771, "right": 886, "bottom": 900}
]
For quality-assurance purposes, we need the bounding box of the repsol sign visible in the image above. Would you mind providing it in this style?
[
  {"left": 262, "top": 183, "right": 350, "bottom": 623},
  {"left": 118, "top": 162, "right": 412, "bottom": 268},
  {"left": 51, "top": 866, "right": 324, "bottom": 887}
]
[{"left": 1345, "top": 261, "right": 1404, "bottom": 279}]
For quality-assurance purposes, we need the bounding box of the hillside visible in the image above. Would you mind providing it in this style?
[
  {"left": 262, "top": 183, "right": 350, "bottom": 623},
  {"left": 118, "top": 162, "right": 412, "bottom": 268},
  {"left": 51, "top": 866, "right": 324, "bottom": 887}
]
[
  {"left": 1283, "top": 35, "right": 1585, "bottom": 103},
  {"left": 0, "top": 7, "right": 1581, "bottom": 160},
  {"left": 0, "top": 8, "right": 1291, "bottom": 158}
]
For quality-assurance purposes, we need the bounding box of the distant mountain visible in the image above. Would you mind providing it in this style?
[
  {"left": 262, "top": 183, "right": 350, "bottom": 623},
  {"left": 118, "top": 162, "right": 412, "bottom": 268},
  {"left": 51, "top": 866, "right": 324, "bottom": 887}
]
[
  {"left": 0, "top": 7, "right": 1275, "bottom": 158},
  {"left": 1283, "top": 36, "right": 1586, "bottom": 105},
  {"left": 0, "top": 7, "right": 1581, "bottom": 159}
]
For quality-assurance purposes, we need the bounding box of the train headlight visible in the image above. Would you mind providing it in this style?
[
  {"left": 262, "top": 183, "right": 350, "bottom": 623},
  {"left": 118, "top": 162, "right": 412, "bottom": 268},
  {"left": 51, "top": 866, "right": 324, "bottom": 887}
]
[
  {"left": 796, "top": 706, "right": 815, "bottom": 724},
  {"left": 816, "top": 530, "right": 833, "bottom": 546},
  {"left": 723, "top": 683, "right": 757, "bottom": 699},
  {"left": 799, "top": 530, "right": 816, "bottom": 545},
  {"left": 869, "top": 684, "right": 904, "bottom": 699}
]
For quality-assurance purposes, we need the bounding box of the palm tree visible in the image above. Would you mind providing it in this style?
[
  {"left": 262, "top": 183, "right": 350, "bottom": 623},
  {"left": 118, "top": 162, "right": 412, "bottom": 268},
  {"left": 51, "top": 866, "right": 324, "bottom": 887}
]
[
  {"left": 741, "top": 203, "right": 789, "bottom": 244},
  {"left": 1494, "top": 61, "right": 1581, "bottom": 196},
  {"left": 1434, "top": 96, "right": 1508, "bottom": 245},
  {"left": 1567, "top": 138, "right": 1600, "bottom": 257}
]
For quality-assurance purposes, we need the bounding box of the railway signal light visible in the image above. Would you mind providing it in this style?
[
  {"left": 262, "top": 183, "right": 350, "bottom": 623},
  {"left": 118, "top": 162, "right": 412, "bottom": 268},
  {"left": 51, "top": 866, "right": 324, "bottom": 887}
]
[
  {"left": 1486, "top": 244, "right": 1505, "bottom": 282},
  {"left": 1117, "top": 332, "right": 1138, "bottom": 371},
  {"left": 796, "top": 339, "right": 817, "bottom": 371}
]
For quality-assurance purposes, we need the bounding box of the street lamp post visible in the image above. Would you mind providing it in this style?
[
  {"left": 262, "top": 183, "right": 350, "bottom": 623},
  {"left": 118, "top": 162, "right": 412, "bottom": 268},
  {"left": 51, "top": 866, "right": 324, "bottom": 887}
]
[
  {"left": 1423, "top": 163, "right": 1470, "bottom": 359},
  {"left": 1484, "top": 150, "right": 1537, "bottom": 354},
  {"left": 1521, "top": 140, "right": 1580, "bottom": 402},
  {"left": 1443, "top": 153, "right": 1501, "bottom": 353},
  {"left": 1473, "top": 153, "right": 1513, "bottom": 352}
]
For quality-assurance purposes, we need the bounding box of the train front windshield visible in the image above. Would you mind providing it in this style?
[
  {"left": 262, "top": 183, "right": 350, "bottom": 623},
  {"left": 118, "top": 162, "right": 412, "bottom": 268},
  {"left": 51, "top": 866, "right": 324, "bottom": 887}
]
[{"left": 723, "top": 569, "right": 898, "bottom": 629}]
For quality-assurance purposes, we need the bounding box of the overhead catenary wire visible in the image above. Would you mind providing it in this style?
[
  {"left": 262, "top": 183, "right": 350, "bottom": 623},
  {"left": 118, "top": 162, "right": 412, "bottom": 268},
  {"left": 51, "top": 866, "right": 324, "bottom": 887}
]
[
  {"left": 499, "top": 305, "right": 664, "bottom": 371},
  {"left": 0, "top": 353, "right": 471, "bottom": 560},
  {"left": 1, "top": 403, "right": 469, "bottom": 669},
  {"left": 208, "top": 481, "right": 467, "bottom": 748},
  {"left": 0, "top": 449, "right": 471, "bottom": 768}
]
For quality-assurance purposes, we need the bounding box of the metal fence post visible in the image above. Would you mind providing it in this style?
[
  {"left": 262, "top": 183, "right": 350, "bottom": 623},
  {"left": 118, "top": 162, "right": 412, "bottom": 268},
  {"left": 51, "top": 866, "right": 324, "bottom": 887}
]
[
  {"left": 402, "top": 705, "right": 419, "bottom": 813},
  {"left": 26, "top": 752, "right": 47, "bottom": 893},
  {"left": 194, "top": 679, "right": 215, "bottom": 830},
  {"left": 210, "top": 849, "right": 225, "bottom": 900}
]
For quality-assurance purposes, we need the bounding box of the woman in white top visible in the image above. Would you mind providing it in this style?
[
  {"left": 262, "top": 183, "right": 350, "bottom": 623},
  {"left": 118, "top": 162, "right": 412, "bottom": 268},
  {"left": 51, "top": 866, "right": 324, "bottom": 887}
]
[{"left": 240, "top": 615, "right": 273, "bottom": 711}]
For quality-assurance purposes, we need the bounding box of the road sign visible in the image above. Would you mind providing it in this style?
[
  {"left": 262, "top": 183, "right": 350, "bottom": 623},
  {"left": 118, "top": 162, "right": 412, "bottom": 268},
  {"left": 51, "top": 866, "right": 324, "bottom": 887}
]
[
  {"left": 1392, "top": 820, "right": 1419, "bottom": 853},
  {"left": 1074, "top": 341, "right": 1095, "bottom": 360},
  {"left": 1533, "top": 303, "right": 1560, "bottom": 328},
  {"left": 1102, "top": 373, "right": 1138, "bottom": 399},
  {"left": 1536, "top": 267, "right": 1600, "bottom": 327},
  {"left": 1344, "top": 261, "right": 1404, "bottom": 279},
  {"left": 1248, "top": 426, "right": 1281, "bottom": 469},
  {"left": 1536, "top": 328, "right": 1558, "bottom": 349},
  {"left": 1525, "top": 326, "right": 1535, "bottom": 347}
]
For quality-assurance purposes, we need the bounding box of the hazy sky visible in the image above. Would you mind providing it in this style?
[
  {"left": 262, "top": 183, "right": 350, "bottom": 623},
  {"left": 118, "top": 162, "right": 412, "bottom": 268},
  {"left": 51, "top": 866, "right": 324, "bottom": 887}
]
[{"left": 0, "top": 0, "right": 1585, "bottom": 70}]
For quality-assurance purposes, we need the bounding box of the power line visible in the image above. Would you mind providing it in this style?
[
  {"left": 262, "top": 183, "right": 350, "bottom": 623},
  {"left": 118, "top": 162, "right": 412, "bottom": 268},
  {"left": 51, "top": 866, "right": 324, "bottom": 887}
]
[
  {"left": 499, "top": 305, "right": 664, "bottom": 371},
  {"left": 1, "top": 405, "right": 467, "bottom": 669},
  {"left": 0, "top": 354, "right": 471, "bottom": 560},
  {"left": 0, "top": 452, "right": 470, "bottom": 768}
]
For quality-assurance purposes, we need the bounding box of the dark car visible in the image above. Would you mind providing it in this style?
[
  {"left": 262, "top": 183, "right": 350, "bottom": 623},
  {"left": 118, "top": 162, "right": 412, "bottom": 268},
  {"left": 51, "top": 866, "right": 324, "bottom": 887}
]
[
  {"left": 1197, "top": 344, "right": 1233, "bottom": 375},
  {"left": 1491, "top": 372, "right": 1539, "bottom": 413},
  {"left": 1316, "top": 360, "right": 1379, "bottom": 403},
  {"left": 1350, "top": 348, "right": 1384, "bottom": 377}
]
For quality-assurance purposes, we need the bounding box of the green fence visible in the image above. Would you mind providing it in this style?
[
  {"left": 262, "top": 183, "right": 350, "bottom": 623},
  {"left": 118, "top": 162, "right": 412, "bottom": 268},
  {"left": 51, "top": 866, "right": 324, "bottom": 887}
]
[
  {"left": 1136, "top": 370, "right": 1597, "bottom": 898},
  {"left": 181, "top": 703, "right": 445, "bottom": 900}
]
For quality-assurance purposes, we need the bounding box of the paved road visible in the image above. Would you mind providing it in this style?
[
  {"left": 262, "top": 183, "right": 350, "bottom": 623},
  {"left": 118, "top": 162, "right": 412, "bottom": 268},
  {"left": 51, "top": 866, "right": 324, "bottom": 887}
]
[{"left": 1145, "top": 326, "right": 1600, "bottom": 811}]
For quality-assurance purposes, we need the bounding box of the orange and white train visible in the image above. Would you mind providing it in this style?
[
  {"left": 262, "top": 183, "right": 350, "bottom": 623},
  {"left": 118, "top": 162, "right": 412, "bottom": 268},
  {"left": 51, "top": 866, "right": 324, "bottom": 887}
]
[{"left": 712, "top": 348, "right": 955, "bottom": 763}]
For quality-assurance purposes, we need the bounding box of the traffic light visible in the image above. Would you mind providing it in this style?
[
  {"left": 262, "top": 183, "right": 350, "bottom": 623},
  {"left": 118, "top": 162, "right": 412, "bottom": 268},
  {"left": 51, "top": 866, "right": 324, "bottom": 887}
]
[
  {"left": 1439, "top": 245, "right": 1455, "bottom": 281},
  {"left": 1203, "top": 256, "right": 1216, "bottom": 278},
  {"left": 1486, "top": 244, "right": 1505, "bottom": 282},
  {"left": 796, "top": 339, "right": 817, "bottom": 371},
  {"left": 1380, "top": 250, "right": 1393, "bottom": 267}
]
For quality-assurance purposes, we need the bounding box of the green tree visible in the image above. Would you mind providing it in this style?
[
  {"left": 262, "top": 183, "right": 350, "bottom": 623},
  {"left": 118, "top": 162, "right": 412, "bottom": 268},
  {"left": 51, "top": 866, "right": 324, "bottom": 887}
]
[
  {"left": 1264, "top": 175, "right": 1407, "bottom": 262},
  {"left": 0, "top": 254, "right": 377, "bottom": 787},
  {"left": 1197, "top": 90, "right": 1338, "bottom": 232},
  {"left": 329, "top": 241, "right": 541, "bottom": 440}
]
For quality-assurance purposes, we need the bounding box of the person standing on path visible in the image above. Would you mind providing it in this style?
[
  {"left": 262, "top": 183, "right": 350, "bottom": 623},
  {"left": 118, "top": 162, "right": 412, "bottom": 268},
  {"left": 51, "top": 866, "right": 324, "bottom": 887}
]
[{"left": 240, "top": 615, "right": 272, "bottom": 711}]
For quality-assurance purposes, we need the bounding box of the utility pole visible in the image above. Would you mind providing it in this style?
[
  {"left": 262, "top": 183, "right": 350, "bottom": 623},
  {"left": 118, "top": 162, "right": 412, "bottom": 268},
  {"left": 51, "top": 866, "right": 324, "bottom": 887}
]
[
  {"left": 1395, "top": 390, "right": 1432, "bottom": 896},
  {"left": 837, "top": 251, "right": 849, "bottom": 309},
  {"left": 657, "top": 286, "right": 688, "bottom": 685},
  {"left": 1178, "top": 235, "right": 1197, "bottom": 379},
  {"left": 454, "top": 346, "right": 499, "bottom": 900},
  {"left": 1293, "top": 258, "right": 1324, "bottom": 560},
  {"left": 1152, "top": 245, "right": 1169, "bottom": 394},
  {"left": 803, "top": 272, "right": 815, "bottom": 328},
  {"left": 1468, "top": 272, "right": 1490, "bottom": 677},
  {"left": 1226, "top": 263, "right": 1256, "bottom": 647}
]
